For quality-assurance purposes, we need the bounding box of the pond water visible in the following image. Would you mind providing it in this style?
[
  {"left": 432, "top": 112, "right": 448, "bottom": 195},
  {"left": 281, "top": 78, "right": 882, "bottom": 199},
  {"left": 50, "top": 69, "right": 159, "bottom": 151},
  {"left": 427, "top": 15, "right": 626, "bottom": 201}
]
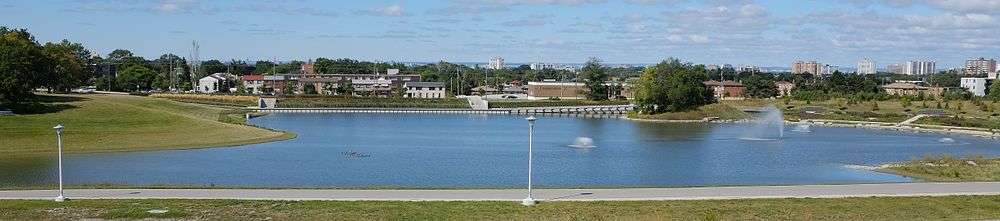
[{"left": 3, "top": 113, "right": 999, "bottom": 188}]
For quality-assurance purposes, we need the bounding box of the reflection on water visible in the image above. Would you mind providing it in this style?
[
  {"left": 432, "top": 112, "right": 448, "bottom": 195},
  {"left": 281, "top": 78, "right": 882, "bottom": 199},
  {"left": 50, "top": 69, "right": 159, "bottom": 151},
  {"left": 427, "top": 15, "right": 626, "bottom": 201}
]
[{"left": 2, "top": 113, "right": 999, "bottom": 188}]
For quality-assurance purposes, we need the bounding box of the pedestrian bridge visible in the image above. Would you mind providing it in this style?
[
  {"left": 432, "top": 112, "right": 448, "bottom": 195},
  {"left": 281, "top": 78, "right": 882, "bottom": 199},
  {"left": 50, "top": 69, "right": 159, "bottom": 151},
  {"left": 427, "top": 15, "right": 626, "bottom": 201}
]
[{"left": 501, "top": 105, "right": 635, "bottom": 115}]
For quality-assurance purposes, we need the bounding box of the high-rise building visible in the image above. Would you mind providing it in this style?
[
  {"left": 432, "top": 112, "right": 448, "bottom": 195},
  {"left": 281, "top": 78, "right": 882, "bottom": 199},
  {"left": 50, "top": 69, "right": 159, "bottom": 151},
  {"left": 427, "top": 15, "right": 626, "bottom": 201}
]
[
  {"left": 904, "top": 60, "right": 936, "bottom": 75},
  {"left": 488, "top": 56, "right": 505, "bottom": 70},
  {"left": 965, "top": 57, "right": 997, "bottom": 76},
  {"left": 887, "top": 63, "right": 905, "bottom": 75},
  {"left": 857, "top": 58, "right": 876, "bottom": 75},
  {"left": 792, "top": 60, "right": 821, "bottom": 75}
]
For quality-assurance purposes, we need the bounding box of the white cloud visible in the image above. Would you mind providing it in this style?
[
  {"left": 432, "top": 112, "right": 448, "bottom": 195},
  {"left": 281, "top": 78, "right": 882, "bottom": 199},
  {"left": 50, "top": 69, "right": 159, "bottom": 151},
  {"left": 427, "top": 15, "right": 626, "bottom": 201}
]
[{"left": 356, "top": 4, "right": 407, "bottom": 17}]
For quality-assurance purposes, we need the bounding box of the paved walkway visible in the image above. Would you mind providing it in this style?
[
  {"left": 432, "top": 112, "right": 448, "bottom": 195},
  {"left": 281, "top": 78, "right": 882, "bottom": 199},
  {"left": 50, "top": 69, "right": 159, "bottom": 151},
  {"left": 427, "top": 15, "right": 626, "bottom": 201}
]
[{"left": 2, "top": 182, "right": 999, "bottom": 201}]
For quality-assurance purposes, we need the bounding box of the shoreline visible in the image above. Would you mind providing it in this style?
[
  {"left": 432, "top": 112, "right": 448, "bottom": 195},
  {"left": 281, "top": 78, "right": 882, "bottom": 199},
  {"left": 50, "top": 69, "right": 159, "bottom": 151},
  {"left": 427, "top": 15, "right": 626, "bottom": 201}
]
[{"left": 627, "top": 116, "right": 1000, "bottom": 139}]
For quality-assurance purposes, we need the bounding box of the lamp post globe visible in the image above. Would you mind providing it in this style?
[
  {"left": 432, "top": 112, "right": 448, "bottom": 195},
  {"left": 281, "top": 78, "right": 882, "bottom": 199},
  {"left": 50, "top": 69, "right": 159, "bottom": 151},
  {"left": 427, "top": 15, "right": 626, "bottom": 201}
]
[
  {"left": 53, "top": 124, "right": 66, "bottom": 202},
  {"left": 522, "top": 116, "right": 537, "bottom": 206}
]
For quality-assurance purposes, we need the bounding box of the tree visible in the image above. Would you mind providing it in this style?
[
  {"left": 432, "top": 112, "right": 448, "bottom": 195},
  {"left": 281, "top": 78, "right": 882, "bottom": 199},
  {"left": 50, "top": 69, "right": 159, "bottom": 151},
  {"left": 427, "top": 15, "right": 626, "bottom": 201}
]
[
  {"left": 988, "top": 82, "right": 1000, "bottom": 101},
  {"left": 634, "top": 58, "right": 714, "bottom": 113},
  {"left": 115, "top": 65, "right": 156, "bottom": 92},
  {"left": 337, "top": 81, "right": 354, "bottom": 96},
  {"left": 42, "top": 39, "right": 94, "bottom": 92},
  {"left": 580, "top": 58, "right": 608, "bottom": 101},
  {"left": 0, "top": 27, "right": 50, "bottom": 101},
  {"left": 743, "top": 75, "right": 778, "bottom": 98},
  {"left": 302, "top": 84, "right": 317, "bottom": 94},
  {"left": 928, "top": 73, "right": 960, "bottom": 87},
  {"left": 200, "top": 60, "right": 226, "bottom": 76}
]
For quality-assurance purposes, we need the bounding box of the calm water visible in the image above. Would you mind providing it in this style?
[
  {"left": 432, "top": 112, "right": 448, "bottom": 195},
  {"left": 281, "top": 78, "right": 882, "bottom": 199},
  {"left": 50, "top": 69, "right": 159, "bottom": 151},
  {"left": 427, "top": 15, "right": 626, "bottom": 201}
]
[{"left": 3, "top": 113, "right": 1000, "bottom": 188}]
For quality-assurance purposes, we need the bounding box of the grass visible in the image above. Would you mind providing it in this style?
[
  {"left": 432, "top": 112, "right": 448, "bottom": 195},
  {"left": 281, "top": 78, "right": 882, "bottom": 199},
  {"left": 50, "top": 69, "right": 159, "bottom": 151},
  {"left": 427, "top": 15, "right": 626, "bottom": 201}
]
[
  {"left": 0, "top": 94, "right": 293, "bottom": 156},
  {"left": 488, "top": 99, "right": 631, "bottom": 108},
  {"left": 277, "top": 97, "right": 470, "bottom": 109},
  {"left": 628, "top": 102, "right": 752, "bottom": 121},
  {"left": 1, "top": 196, "right": 999, "bottom": 220},
  {"left": 883, "top": 155, "right": 1000, "bottom": 182},
  {"left": 150, "top": 93, "right": 259, "bottom": 107},
  {"left": 780, "top": 99, "right": 1000, "bottom": 124}
]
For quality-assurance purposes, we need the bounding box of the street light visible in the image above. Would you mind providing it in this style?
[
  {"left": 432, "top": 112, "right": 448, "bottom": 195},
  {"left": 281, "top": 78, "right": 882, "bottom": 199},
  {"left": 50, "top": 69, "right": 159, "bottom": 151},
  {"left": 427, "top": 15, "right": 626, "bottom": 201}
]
[
  {"left": 53, "top": 124, "right": 66, "bottom": 202},
  {"left": 522, "top": 116, "right": 537, "bottom": 206}
]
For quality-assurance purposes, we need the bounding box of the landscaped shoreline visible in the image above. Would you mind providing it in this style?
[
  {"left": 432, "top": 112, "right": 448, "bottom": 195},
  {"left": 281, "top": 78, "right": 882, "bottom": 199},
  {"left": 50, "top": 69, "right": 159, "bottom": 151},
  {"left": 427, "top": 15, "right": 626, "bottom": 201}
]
[{"left": 0, "top": 94, "right": 296, "bottom": 157}]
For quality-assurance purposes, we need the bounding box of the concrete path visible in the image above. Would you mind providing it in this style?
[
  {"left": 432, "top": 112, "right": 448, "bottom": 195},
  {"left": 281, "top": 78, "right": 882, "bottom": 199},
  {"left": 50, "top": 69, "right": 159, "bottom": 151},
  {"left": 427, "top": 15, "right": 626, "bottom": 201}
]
[
  {"left": 2, "top": 182, "right": 999, "bottom": 201},
  {"left": 897, "top": 114, "right": 929, "bottom": 126}
]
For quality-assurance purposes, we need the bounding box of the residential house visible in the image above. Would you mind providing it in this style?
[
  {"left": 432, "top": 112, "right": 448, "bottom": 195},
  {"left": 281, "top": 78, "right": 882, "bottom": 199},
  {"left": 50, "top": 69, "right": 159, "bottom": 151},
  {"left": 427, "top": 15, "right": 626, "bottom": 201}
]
[
  {"left": 197, "top": 73, "right": 236, "bottom": 93},
  {"left": 704, "top": 80, "right": 745, "bottom": 98},
  {"left": 241, "top": 75, "right": 265, "bottom": 94},
  {"left": 405, "top": 82, "right": 447, "bottom": 99},
  {"left": 775, "top": 81, "right": 795, "bottom": 97}
]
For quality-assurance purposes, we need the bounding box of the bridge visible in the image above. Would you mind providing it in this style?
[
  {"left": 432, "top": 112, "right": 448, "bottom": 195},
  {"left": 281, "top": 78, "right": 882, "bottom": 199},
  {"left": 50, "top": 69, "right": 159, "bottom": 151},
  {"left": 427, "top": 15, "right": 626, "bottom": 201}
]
[
  {"left": 501, "top": 105, "right": 635, "bottom": 115},
  {"left": 247, "top": 105, "right": 635, "bottom": 116}
]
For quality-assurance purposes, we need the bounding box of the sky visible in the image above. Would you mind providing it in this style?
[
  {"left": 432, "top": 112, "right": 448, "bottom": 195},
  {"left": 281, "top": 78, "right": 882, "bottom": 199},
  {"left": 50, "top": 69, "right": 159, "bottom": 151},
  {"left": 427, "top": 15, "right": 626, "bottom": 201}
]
[{"left": 2, "top": 0, "right": 999, "bottom": 68}]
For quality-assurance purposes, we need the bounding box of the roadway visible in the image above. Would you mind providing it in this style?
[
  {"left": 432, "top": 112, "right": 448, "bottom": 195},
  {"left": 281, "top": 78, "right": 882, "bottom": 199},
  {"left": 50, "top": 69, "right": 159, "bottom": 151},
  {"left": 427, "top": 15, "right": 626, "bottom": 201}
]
[{"left": 2, "top": 182, "right": 999, "bottom": 201}]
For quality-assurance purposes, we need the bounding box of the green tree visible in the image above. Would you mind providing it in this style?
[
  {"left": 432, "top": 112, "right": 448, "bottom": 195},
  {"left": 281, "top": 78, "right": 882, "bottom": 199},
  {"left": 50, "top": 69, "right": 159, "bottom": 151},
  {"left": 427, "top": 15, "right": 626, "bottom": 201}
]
[
  {"left": 200, "top": 60, "right": 227, "bottom": 77},
  {"left": 42, "top": 39, "right": 94, "bottom": 92},
  {"left": 988, "top": 82, "right": 1000, "bottom": 101},
  {"left": 115, "top": 65, "right": 156, "bottom": 92},
  {"left": 634, "top": 58, "right": 714, "bottom": 113},
  {"left": 0, "top": 27, "right": 50, "bottom": 101},
  {"left": 743, "top": 75, "right": 778, "bottom": 98},
  {"left": 303, "top": 84, "right": 317, "bottom": 94},
  {"left": 580, "top": 58, "right": 608, "bottom": 101}
]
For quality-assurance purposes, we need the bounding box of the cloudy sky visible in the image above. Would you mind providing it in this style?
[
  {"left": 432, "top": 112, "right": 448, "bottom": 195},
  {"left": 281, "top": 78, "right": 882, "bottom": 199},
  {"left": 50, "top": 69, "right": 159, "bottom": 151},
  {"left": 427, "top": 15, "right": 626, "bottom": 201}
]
[{"left": 2, "top": 0, "right": 999, "bottom": 68}]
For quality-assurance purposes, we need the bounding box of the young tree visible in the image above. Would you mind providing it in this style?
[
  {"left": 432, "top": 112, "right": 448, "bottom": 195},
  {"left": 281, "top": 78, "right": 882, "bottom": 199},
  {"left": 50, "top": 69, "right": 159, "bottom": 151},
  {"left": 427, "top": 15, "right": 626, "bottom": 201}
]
[{"left": 580, "top": 58, "right": 608, "bottom": 101}]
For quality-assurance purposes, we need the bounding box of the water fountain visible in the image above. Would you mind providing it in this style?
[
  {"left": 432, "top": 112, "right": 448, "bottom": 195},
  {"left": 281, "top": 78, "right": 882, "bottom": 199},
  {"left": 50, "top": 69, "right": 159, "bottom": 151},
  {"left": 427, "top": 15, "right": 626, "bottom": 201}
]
[
  {"left": 742, "top": 105, "right": 785, "bottom": 140},
  {"left": 792, "top": 124, "right": 812, "bottom": 133},
  {"left": 568, "top": 137, "right": 597, "bottom": 148}
]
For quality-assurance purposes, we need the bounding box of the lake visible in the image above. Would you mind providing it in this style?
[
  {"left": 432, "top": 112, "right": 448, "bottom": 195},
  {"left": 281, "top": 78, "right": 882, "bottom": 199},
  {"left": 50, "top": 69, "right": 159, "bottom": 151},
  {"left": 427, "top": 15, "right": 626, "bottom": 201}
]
[{"left": 3, "top": 113, "right": 999, "bottom": 188}]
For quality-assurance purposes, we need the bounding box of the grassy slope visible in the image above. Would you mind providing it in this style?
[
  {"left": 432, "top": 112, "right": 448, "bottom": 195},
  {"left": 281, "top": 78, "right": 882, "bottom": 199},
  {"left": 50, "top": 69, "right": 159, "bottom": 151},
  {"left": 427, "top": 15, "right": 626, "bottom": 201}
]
[
  {"left": 883, "top": 156, "right": 1000, "bottom": 182},
  {"left": 628, "top": 101, "right": 759, "bottom": 121},
  {"left": 2, "top": 196, "right": 999, "bottom": 220},
  {"left": 0, "top": 94, "right": 293, "bottom": 156},
  {"left": 781, "top": 99, "right": 1000, "bottom": 125}
]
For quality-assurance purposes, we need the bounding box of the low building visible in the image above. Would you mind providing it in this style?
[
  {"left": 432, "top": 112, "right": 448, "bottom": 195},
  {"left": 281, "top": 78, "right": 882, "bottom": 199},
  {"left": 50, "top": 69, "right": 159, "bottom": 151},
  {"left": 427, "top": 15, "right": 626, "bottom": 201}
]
[
  {"left": 404, "top": 82, "right": 446, "bottom": 99},
  {"left": 241, "top": 75, "right": 265, "bottom": 94},
  {"left": 882, "top": 82, "right": 945, "bottom": 97},
  {"left": 960, "top": 77, "right": 988, "bottom": 96},
  {"left": 527, "top": 82, "right": 585, "bottom": 99},
  {"left": 197, "top": 73, "right": 235, "bottom": 93},
  {"left": 703, "top": 80, "right": 745, "bottom": 98},
  {"left": 775, "top": 81, "right": 795, "bottom": 97}
]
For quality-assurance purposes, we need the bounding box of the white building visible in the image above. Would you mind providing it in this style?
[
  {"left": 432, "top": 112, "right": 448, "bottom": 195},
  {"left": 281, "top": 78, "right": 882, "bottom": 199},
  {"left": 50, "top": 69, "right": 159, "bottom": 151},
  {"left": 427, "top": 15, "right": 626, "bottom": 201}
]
[
  {"left": 404, "top": 82, "right": 446, "bottom": 99},
  {"left": 197, "top": 73, "right": 235, "bottom": 93},
  {"left": 737, "top": 65, "right": 761, "bottom": 73},
  {"left": 858, "top": 58, "right": 876, "bottom": 75},
  {"left": 488, "top": 56, "right": 505, "bottom": 70},
  {"left": 530, "top": 62, "right": 555, "bottom": 70},
  {"left": 905, "top": 60, "right": 936, "bottom": 75},
  {"left": 960, "top": 77, "right": 988, "bottom": 96}
]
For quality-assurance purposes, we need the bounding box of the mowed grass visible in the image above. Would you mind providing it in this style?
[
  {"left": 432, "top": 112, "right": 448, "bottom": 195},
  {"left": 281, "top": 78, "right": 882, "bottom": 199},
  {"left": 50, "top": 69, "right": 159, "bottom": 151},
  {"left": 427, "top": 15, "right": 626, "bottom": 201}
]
[
  {"left": 2, "top": 196, "right": 1000, "bottom": 220},
  {"left": 629, "top": 102, "right": 752, "bottom": 121},
  {"left": 884, "top": 155, "right": 1000, "bottom": 182},
  {"left": 0, "top": 94, "right": 293, "bottom": 156}
]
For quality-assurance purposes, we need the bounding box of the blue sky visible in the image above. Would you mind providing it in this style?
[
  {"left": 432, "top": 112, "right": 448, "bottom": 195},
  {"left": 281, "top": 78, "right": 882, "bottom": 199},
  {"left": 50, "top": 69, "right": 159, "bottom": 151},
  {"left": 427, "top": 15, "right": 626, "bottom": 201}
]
[{"left": 2, "top": 0, "right": 999, "bottom": 68}]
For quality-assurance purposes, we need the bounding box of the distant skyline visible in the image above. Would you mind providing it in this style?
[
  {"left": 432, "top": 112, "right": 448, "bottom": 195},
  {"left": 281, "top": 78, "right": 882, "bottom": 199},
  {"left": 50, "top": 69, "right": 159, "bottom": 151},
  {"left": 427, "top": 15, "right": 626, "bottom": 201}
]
[{"left": 2, "top": 0, "right": 999, "bottom": 68}]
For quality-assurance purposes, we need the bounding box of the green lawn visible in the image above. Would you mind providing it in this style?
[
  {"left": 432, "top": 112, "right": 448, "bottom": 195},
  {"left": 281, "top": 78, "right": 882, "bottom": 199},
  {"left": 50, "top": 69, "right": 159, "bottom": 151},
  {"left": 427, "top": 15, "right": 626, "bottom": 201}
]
[
  {"left": 628, "top": 102, "right": 752, "bottom": 121},
  {"left": 781, "top": 99, "right": 1000, "bottom": 125},
  {"left": 0, "top": 94, "right": 293, "bottom": 156},
  {"left": 2, "top": 196, "right": 999, "bottom": 220},
  {"left": 883, "top": 155, "right": 1000, "bottom": 182}
]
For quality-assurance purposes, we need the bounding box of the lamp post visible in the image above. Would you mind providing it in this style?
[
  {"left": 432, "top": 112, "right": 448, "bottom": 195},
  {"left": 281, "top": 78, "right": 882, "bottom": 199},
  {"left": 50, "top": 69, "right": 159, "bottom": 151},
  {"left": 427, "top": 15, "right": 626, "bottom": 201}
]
[
  {"left": 522, "top": 116, "right": 537, "bottom": 206},
  {"left": 53, "top": 124, "right": 66, "bottom": 202}
]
